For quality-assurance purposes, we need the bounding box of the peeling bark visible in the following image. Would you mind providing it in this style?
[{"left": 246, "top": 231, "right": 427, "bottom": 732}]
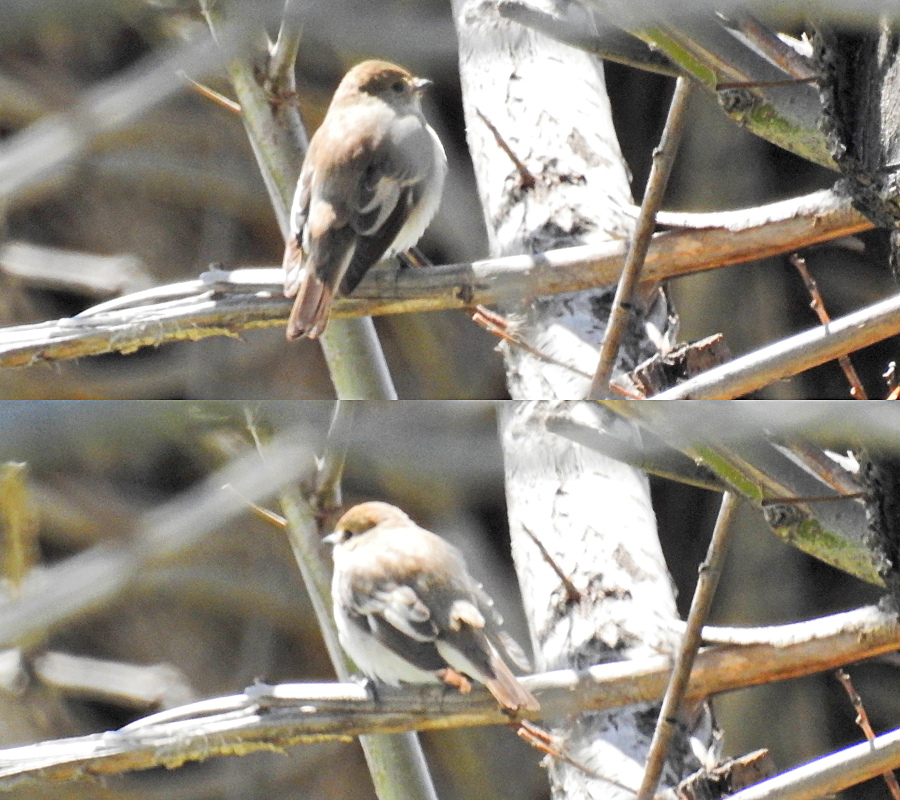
[
  {"left": 451, "top": 0, "right": 674, "bottom": 400},
  {"left": 450, "top": 1, "right": 715, "bottom": 796}
]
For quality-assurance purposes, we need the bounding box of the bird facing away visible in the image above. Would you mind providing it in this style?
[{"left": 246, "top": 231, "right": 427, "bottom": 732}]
[
  {"left": 325, "top": 501, "right": 539, "bottom": 712},
  {"left": 283, "top": 60, "right": 447, "bottom": 339}
]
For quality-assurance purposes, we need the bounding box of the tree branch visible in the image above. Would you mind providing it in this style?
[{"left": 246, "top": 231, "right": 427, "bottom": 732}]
[
  {"left": 0, "top": 604, "right": 895, "bottom": 786},
  {"left": 654, "top": 290, "right": 900, "bottom": 399},
  {"left": 0, "top": 16, "right": 254, "bottom": 210},
  {"left": 201, "top": 0, "right": 397, "bottom": 400},
  {"left": 0, "top": 189, "right": 871, "bottom": 367}
]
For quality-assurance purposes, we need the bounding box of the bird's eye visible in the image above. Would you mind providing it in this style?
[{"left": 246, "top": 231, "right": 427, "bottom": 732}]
[{"left": 391, "top": 80, "right": 406, "bottom": 93}]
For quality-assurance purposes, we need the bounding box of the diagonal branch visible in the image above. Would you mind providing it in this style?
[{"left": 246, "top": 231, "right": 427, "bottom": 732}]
[
  {"left": 589, "top": 75, "right": 693, "bottom": 397},
  {"left": 654, "top": 290, "right": 900, "bottom": 399},
  {"left": 0, "top": 17, "right": 255, "bottom": 210}
]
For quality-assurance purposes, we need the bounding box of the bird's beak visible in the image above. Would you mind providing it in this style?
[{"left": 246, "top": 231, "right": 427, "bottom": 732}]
[
  {"left": 411, "top": 77, "right": 433, "bottom": 94},
  {"left": 323, "top": 531, "right": 342, "bottom": 546}
]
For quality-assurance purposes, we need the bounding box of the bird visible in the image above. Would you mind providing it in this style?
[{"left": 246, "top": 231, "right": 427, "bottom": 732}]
[
  {"left": 283, "top": 60, "right": 447, "bottom": 340},
  {"left": 324, "top": 501, "right": 539, "bottom": 712}
]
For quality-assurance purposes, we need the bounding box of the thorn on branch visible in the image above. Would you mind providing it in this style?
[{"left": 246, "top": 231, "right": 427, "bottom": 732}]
[
  {"left": 790, "top": 252, "right": 868, "bottom": 399},
  {"left": 520, "top": 524, "right": 582, "bottom": 604},
  {"left": 181, "top": 72, "right": 242, "bottom": 114},
  {"left": 475, "top": 108, "right": 536, "bottom": 190},
  {"left": 835, "top": 668, "right": 900, "bottom": 800}
]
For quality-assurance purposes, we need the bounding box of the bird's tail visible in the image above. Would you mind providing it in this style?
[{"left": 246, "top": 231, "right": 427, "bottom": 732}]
[
  {"left": 285, "top": 268, "right": 333, "bottom": 340},
  {"left": 484, "top": 651, "right": 540, "bottom": 712}
]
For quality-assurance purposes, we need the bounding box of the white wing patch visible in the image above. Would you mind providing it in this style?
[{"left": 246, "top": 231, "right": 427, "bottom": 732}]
[
  {"left": 448, "top": 599, "right": 485, "bottom": 631},
  {"left": 371, "top": 585, "right": 436, "bottom": 642}
]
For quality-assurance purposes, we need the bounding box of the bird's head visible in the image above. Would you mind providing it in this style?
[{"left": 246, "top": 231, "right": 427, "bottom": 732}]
[
  {"left": 324, "top": 501, "right": 412, "bottom": 545},
  {"left": 337, "top": 60, "right": 432, "bottom": 112}
]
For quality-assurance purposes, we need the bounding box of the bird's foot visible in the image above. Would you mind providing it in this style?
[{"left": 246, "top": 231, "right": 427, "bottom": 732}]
[
  {"left": 398, "top": 246, "right": 430, "bottom": 269},
  {"left": 353, "top": 674, "right": 382, "bottom": 703},
  {"left": 437, "top": 667, "right": 472, "bottom": 694}
]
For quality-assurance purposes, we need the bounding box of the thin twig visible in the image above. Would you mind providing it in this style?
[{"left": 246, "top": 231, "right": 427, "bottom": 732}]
[
  {"left": 655, "top": 289, "right": 900, "bottom": 399},
  {"left": 222, "top": 483, "right": 287, "bottom": 528},
  {"left": 476, "top": 108, "right": 536, "bottom": 189},
  {"left": 471, "top": 307, "right": 641, "bottom": 397},
  {"left": 723, "top": 12, "right": 817, "bottom": 81},
  {"left": 759, "top": 492, "right": 865, "bottom": 506},
  {"left": 716, "top": 78, "right": 817, "bottom": 90},
  {"left": 635, "top": 492, "right": 740, "bottom": 800},
  {"left": 516, "top": 720, "right": 640, "bottom": 794},
  {"left": 790, "top": 253, "right": 868, "bottom": 398},
  {"left": 415, "top": 248, "right": 643, "bottom": 397},
  {"left": 520, "top": 525, "right": 582, "bottom": 604},
  {"left": 588, "top": 77, "right": 693, "bottom": 399},
  {"left": 312, "top": 401, "right": 359, "bottom": 512},
  {"left": 267, "top": 0, "right": 303, "bottom": 87},
  {"left": 835, "top": 669, "right": 900, "bottom": 800},
  {"left": 776, "top": 438, "right": 864, "bottom": 495},
  {"left": 181, "top": 72, "right": 242, "bottom": 113}
]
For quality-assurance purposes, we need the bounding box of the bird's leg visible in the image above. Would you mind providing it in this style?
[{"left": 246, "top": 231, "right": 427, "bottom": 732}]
[
  {"left": 398, "top": 246, "right": 429, "bottom": 269},
  {"left": 353, "top": 674, "right": 382, "bottom": 703},
  {"left": 437, "top": 667, "right": 472, "bottom": 694}
]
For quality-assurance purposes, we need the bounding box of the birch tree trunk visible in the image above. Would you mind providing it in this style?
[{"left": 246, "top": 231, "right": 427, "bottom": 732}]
[
  {"left": 451, "top": 0, "right": 672, "bottom": 399},
  {"left": 451, "top": 1, "right": 713, "bottom": 796}
]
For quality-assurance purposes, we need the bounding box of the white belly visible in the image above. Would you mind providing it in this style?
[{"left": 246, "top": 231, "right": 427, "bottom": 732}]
[
  {"left": 386, "top": 126, "right": 447, "bottom": 257},
  {"left": 334, "top": 602, "right": 440, "bottom": 686}
]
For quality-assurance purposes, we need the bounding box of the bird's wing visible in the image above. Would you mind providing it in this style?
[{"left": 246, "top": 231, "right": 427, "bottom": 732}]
[
  {"left": 338, "top": 115, "right": 435, "bottom": 295},
  {"left": 469, "top": 580, "right": 533, "bottom": 673},
  {"left": 340, "top": 580, "right": 447, "bottom": 673},
  {"left": 282, "top": 160, "right": 313, "bottom": 298},
  {"left": 363, "top": 584, "right": 438, "bottom": 642}
]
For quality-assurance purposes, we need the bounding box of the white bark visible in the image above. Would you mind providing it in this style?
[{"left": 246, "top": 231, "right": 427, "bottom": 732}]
[
  {"left": 501, "top": 401, "right": 702, "bottom": 799},
  {"left": 451, "top": 1, "right": 712, "bottom": 796},
  {"left": 451, "top": 0, "right": 672, "bottom": 399}
]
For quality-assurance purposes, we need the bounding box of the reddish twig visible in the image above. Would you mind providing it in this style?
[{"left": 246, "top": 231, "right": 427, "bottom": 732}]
[
  {"left": 790, "top": 253, "right": 868, "bottom": 399},
  {"left": 835, "top": 669, "right": 900, "bottom": 800},
  {"left": 470, "top": 307, "right": 645, "bottom": 398},
  {"left": 516, "top": 720, "right": 641, "bottom": 794},
  {"left": 475, "top": 108, "right": 536, "bottom": 189},
  {"left": 520, "top": 524, "right": 582, "bottom": 604}
]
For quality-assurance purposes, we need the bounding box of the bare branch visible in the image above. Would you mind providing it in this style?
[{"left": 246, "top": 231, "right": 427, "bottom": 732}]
[
  {"left": 655, "top": 290, "right": 900, "bottom": 399},
  {"left": 589, "top": 76, "right": 693, "bottom": 396},
  {"left": 0, "top": 189, "right": 872, "bottom": 368},
  {"left": 0, "top": 604, "right": 895, "bottom": 787},
  {"left": 636, "top": 492, "right": 739, "bottom": 800}
]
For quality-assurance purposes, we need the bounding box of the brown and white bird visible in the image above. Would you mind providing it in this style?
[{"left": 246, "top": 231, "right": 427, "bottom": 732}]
[
  {"left": 283, "top": 60, "right": 447, "bottom": 339},
  {"left": 324, "top": 501, "right": 539, "bottom": 712}
]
